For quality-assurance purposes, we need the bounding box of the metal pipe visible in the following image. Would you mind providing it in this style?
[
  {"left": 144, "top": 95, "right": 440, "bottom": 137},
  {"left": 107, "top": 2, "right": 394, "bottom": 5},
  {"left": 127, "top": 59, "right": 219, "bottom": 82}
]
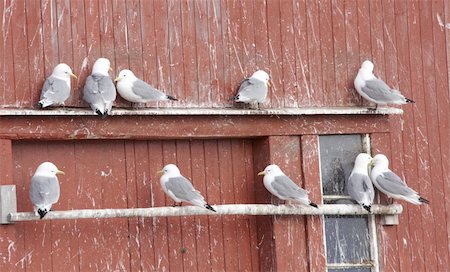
[{"left": 8, "top": 204, "right": 403, "bottom": 222}]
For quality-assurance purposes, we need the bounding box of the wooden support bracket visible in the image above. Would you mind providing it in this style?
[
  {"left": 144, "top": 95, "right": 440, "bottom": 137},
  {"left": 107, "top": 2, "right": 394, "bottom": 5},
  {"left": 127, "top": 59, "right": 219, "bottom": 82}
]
[{"left": 0, "top": 185, "right": 16, "bottom": 224}]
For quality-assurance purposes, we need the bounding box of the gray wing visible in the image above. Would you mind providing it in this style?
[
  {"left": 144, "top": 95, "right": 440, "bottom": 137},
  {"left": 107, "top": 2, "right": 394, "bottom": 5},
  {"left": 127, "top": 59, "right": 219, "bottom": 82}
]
[
  {"left": 347, "top": 173, "right": 374, "bottom": 203},
  {"left": 235, "top": 78, "right": 268, "bottom": 101},
  {"left": 361, "top": 79, "right": 402, "bottom": 102},
  {"left": 83, "top": 74, "right": 116, "bottom": 103},
  {"left": 40, "top": 76, "right": 70, "bottom": 103},
  {"left": 132, "top": 79, "right": 166, "bottom": 100},
  {"left": 271, "top": 175, "right": 308, "bottom": 199},
  {"left": 376, "top": 171, "right": 416, "bottom": 196},
  {"left": 165, "top": 176, "right": 205, "bottom": 203},
  {"left": 29, "top": 175, "right": 60, "bottom": 205}
]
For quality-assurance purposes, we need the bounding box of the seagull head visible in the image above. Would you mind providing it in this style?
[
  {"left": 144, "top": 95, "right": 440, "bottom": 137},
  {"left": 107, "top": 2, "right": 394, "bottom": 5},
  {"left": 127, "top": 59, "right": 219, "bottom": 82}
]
[
  {"left": 92, "top": 58, "right": 112, "bottom": 76},
  {"left": 354, "top": 153, "right": 373, "bottom": 169},
  {"left": 34, "top": 162, "right": 65, "bottom": 177},
  {"left": 114, "top": 69, "right": 137, "bottom": 82},
  {"left": 157, "top": 164, "right": 181, "bottom": 177},
  {"left": 53, "top": 63, "right": 77, "bottom": 79},
  {"left": 370, "top": 154, "right": 389, "bottom": 168},
  {"left": 251, "top": 70, "right": 271, "bottom": 87},
  {"left": 361, "top": 60, "right": 374, "bottom": 73},
  {"left": 258, "top": 164, "right": 283, "bottom": 177}
]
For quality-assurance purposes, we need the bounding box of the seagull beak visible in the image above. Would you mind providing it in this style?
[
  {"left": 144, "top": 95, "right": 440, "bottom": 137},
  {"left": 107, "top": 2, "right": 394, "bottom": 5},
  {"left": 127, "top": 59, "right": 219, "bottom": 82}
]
[
  {"left": 156, "top": 169, "right": 164, "bottom": 175},
  {"left": 109, "top": 67, "right": 113, "bottom": 72},
  {"left": 114, "top": 77, "right": 120, "bottom": 82},
  {"left": 56, "top": 170, "right": 65, "bottom": 175},
  {"left": 267, "top": 80, "right": 272, "bottom": 88},
  {"left": 368, "top": 160, "right": 375, "bottom": 167},
  {"left": 257, "top": 171, "right": 265, "bottom": 176},
  {"left": 70, "top": 73, "right": 78, "bottom": 79}
]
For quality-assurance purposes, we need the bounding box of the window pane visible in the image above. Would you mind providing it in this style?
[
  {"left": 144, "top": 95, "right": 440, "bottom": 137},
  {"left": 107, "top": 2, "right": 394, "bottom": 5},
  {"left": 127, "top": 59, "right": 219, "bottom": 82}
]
[
  {"left": 319, "top": 135, "right": 363, "bottom": 196},
  {"left": 328, "top": 267, "right": 372, "bottom": 272},
  {"left": 325, "top": 215, "right": 371, "bottom": 264}
]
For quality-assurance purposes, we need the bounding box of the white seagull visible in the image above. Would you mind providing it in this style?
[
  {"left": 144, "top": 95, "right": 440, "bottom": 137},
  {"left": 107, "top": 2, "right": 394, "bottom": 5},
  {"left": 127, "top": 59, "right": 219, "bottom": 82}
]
[
  {"left": 158, "top": 164, "right": 216, "bottom": 212},
  {"left": 347, "top": 153, "right": 375, "bottom": 212},
  {"left": 29, "top": 162, "right": 65, "bottom": 219},
  {"left": 38, "top": 63, "right": 77, "bottom": 108},
  {"left": 114, "top": 69, "right": 177, "bottom": 104},
  {"left": 83, "top": 58, "right": 117, "bottom": 117},
  {"left": 370, "top": 154, "right": 429, "bottom": 205},
  {"left": 234, "top": 70, "right": 271, "bottom": 108},
  {"left": 258, "top": 164, "right": 318, "bottom": 208},
  {"left": 354, "top": 60, "right": 414, "bottom": 109}
]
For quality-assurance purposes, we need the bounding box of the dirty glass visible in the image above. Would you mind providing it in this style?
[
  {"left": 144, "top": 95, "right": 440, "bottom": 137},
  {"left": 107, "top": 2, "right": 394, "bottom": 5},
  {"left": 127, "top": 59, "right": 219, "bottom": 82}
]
[
  {"left": 319, "top": 135, "right": 373, "bottom": 271},
  {"left": 319, "top": 134, "right": 363, "bottom": 197}
]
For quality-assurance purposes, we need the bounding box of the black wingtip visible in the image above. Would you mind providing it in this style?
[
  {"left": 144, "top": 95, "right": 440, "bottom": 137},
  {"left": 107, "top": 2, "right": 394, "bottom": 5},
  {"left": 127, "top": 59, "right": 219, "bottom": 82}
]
[
  {"left": 309, "top": 202, "right": 319, "bottom": 208},
  {"left": 205, "top": 204, "right": 216, "bottom": 212},
  {"left": 405, "top": 97, "right": 415, "bottom": 103},
  {"left": 167, "top": 95, "right": 177, "bottom": 101},
  {"left": 419, "top": 197, "right": 430, "bottom": 204},
  {"left": 363, "top": 205, "right": 372, "bottom": 213},
  {"left": 37, "top": 102, "right": 44, "bottom": 108},
  {"left": 37, "top": 209, "right": 48, "bottom": 219}
]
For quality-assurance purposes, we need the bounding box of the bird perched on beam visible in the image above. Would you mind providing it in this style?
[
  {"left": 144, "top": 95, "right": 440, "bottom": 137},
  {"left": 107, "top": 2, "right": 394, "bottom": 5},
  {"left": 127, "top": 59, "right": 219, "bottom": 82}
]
[
  {"left": 233, "top": 70, "right": 271, "bottom": 109},
  {"left": 258, "top": 164, "right": 318, "bottom": 208},
  {"left": 114, "top": 69, "right": 177, "bottom": 105},
  {"left": 347, "top": 153, "right": 375, "bottom": 212},
  {"left": 370, "top": 154, "right": 429, "bottom": 205},
  {"left": 354, "top": 60, "right": 414, "bottom": 110},
  {"left": 29, "top": 162, "right": 65, "bottom": 219},
  {"left": 158, "top": 164, "right": 216, "bottom": 212},
  {"left": 38, "top": 63, "right": 77, "bottom": 108},
  {"left": 83, "top": 58, "right": 117, "bottom": 117}
]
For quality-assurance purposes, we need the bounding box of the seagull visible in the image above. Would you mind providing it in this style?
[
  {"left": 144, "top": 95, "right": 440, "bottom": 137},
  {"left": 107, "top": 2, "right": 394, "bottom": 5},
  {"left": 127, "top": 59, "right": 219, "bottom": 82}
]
[
  {"left": 354, "top": 60, "right": 414, "bottom": 109},
  {"left": 38, "top": 63, "right": 77, "bottom": 108},
  {"left": 370, "top": 154, "right": 429, "bottom": 205},
  {"left": 258, "top": 164, "right": 318, "bottom": 208},
  {"left": 233, "top": 70, "right": 271, "bottom": 108},
  {"left": 83, "top": 58, "right": 116, "bottom": 117},
  {"left": 114, "top": 69, "right": 177, "bottom": 104},
  {"left": 158, "top": 164, "right": 216, "bottom": 212},
  {"left": 29, "top": 162, "right": 65, "bottom": 219},
  {"left": 347, "top": 153, "right": 375, "bottom": 212}
]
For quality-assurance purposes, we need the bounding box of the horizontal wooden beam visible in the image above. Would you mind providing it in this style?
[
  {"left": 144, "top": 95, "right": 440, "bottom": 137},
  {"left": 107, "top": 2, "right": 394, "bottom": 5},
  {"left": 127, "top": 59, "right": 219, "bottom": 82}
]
[
  {"left": 0, "top": 114, "right": 391, "bottom": 140},
  {"left": 0, "top": 107, "right": 403, "bottom": 116},
  {"left": 7, "top": 204, "right": 403, "bottom": 223}
]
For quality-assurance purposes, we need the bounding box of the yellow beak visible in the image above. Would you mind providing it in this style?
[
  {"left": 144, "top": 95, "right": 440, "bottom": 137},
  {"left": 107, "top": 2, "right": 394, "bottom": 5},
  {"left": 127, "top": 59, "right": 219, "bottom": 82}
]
[
  {"left": 70, "top": 73, "right": 78, "bottom": 79},
  {"left": 56, "top": 170, "right": 65, "bottom": 175},
  {"left": 156, "top": 169, "right": 164, "bottom": 175},
  {"left": 109, "top": 67, "right": 113, "bottom": 72},
  {"left": 257, "top": 171, "right": 265, "bottom": 176},
  {"left": 114, "top": 77, "right": 120, "bottom": 82},
  {"left": 267, "top": 80, "right": 272, "bottom": 88}
]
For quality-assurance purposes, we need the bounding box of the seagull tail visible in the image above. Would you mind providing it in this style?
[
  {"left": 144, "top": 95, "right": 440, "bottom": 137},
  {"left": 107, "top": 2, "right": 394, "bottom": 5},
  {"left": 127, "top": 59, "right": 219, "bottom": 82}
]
[
  {"left": 309, "top": 202, "right": 319, "bottom": 208},
  {"left": 205, "top": 204, "right": 216, "bottom": 212},
  {"left": 166, "top": 95, "right": 177, "bottom": 101},
  {"left": 419, "top": 196, "right": 430, "bottom": 204},
  {"left": 405, "top": 97, "right": 415, "bottom": 103},
  {"left": 37, "top": 209, "right": 48, "bottom": 219},
  {"left": 362, "top": 205, "right": 372, "bottom": 213}
]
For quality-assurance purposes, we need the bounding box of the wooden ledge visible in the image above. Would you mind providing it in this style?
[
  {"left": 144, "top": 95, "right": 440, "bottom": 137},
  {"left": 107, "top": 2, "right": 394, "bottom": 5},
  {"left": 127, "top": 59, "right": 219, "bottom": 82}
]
[{"left": 0, "top": 107, "right": 403, "bottom": 116}]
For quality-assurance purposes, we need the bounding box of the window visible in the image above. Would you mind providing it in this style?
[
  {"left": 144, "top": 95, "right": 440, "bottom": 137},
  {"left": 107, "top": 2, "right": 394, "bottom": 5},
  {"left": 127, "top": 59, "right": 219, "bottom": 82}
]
[{"left": 319, "top": 134, "right": 378, "bottom": 272}]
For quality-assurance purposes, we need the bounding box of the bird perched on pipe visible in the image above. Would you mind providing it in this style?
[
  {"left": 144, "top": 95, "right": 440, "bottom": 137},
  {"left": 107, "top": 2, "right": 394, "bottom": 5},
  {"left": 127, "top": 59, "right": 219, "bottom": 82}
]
[
  {"left": 354, "top": 60, "right": 414, "bottom": 110},
  {"left": 233, "top": 70, "right": 271, "bottom": 109},
  {"left": 29, "top": 162, "right": 65, "bottom": 219},
  {"left": 258, "top": 164, "right": 318, "bottom": 208},
  {"left": 347, "top": 153, "right": 375, "bottom": 212},
  {"left": 83, "top": 58, "right": 117, "bottom": 117},
  {"left": 38, "top": 63, "right": 77, "bottom": 108},
  {"left": 114, "top": 69, "right": 177, "bottom": 105},
  {"left": 158, "top": 164, "right": 216, "bottom": 212},
  {"left": 370, "top": 154, "right": 429, "bottom": 205}
]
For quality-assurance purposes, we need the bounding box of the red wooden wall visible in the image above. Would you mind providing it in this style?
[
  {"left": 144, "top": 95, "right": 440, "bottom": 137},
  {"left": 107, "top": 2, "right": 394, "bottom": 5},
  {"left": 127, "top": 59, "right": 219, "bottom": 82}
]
[{"left": 0, "top": 0, "right": 449, "bottom": 271}]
